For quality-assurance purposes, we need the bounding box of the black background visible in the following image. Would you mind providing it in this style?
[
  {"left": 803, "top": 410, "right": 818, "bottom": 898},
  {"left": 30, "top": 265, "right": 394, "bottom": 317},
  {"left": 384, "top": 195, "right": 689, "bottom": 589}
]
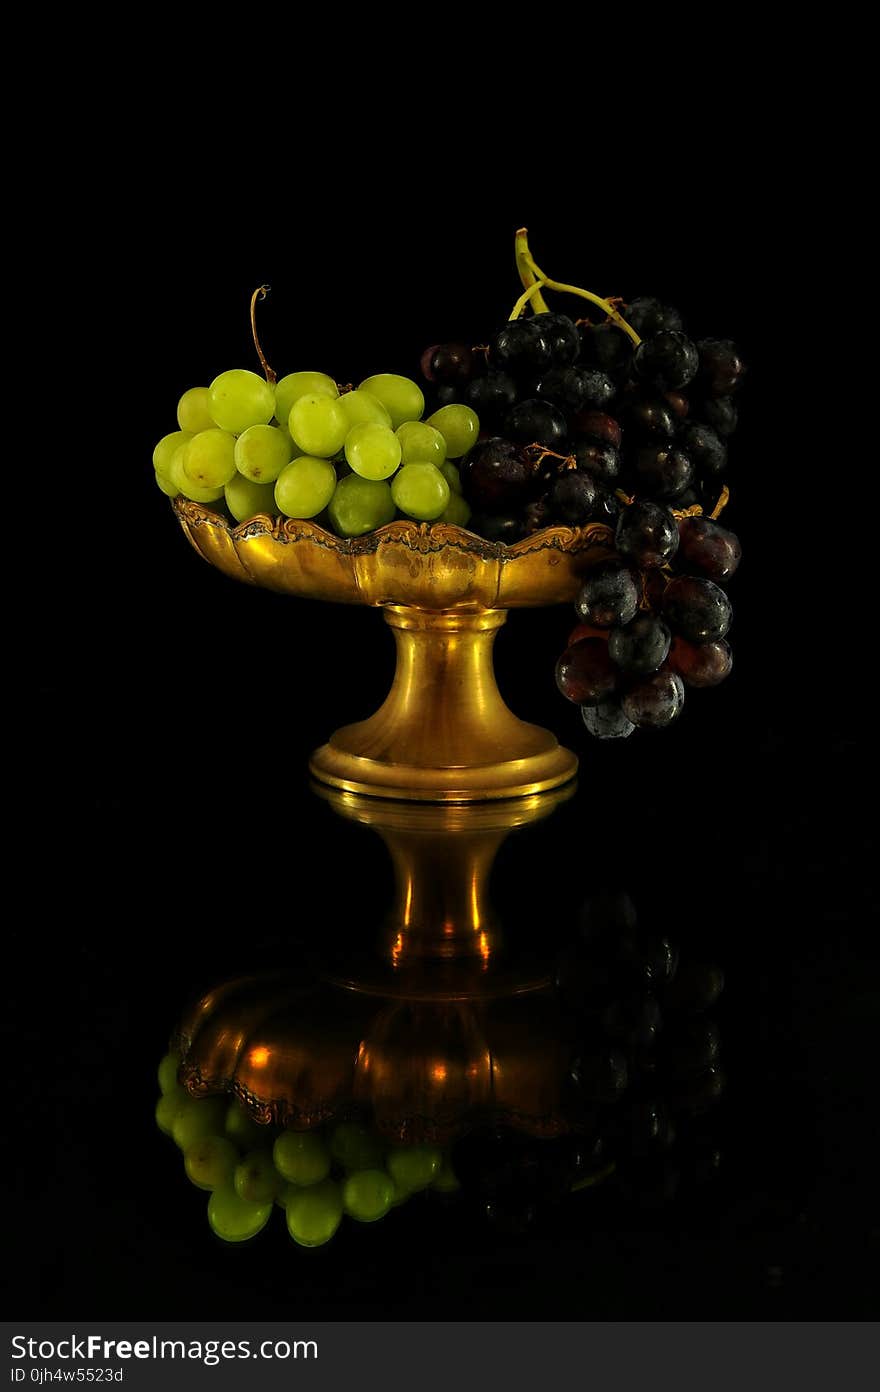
[{"left": 10, "top": 93, "right": 877, "bottom": 1322}]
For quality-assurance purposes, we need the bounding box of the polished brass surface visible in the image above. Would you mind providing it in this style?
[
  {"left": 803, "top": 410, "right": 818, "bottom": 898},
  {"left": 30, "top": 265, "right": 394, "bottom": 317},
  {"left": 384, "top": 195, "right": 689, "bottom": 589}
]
[{"left": 174, "top": 501, "right": 613, "bottom": 801}]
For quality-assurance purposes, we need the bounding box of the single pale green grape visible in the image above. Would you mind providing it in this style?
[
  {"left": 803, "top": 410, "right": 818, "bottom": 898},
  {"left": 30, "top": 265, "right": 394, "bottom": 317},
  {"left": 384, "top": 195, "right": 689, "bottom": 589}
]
[
  {"left": 397, "top": 421, "right": 447, "bottom": 467},
  {"left": 234, "top": 424, "right": 292, "bottom": 483},
  {"left": 344, "top": 422, "right": 401, "bottom": 481},
  {"left": 169, "top": 447, "right": 224, "bottom": 503},
  {"left": 225, "top": 1101, "right": 274, "bottom": 1150},
  {"left": 208, "top": 369, "right": 275, "bottom": 434},
  {"left": 438, "top": 492, "right": 472, "bottom": 528},
  {"left": 289, "top": 394, "right": 349, "bottom": 457},
  {"left": 273, "top": 1130, "right": 331, "bottom": 1186},
  {"left": 185, "top": 1135, "right": 239, "bottom": 1191},
  {"left": 359, "top": 374, "right": 424, "bottom": 430},
  {"left": 153, "top": 431, "right": 193, "bottom": 479},
  {"left": 172, "top": 1096, "right": 228, "bottom": 1150},
  {"left": 425, "top": 404, "right": 480, "bottom": 458},
  {"left": 177, "top": 386, "right": 215, "bottom": 434},
  {"left": 183, "top": 429, "right": 237, "bottom": 488},
  {"left": 155, "top": 469, "right": 179, "bottom": 498},
  {"left": 234, "top": 1149, "right": 281, "bottom": 1203},
  {"left": 328, "top": 475, "right": 395, "bottom": 537},
  {"left": 225, "top": 474, "right": 276, "bottom": 523},
  {"left": 440, "top": 461, "right": 463, "bottom": 494},
  {"left": 391, "top": 464, "right": 450, "bottom": 521},
  {"left": 431, "top": 1159, "right": 461, "bottom": 1193},
  {"left": 337, "top": 388, "right": 391, "bottom": 430},
  {"left": 386, "top": 1145, "right": 442, "bottom": 1194},
  {"left": 155, "top": 1086, "right": 189, "bottom": 1137},
  {"left": 286, "top": 1179, "right": 343, "bottom": 1248},
  {"left": 274, "top": 457, "right": 337, "bottom": 519},
  {"left": 342, "top": 1168, "right": 394, "bottom": 1222},
  {"left": 208, "top": 1186, "right": 273, "bottom": 1243},
  {"left": 158, "top": 1052, "right": 180, "bottom": 1094},
  {"left": 274, "top": 371, "right": 338, "bottom": 427},
  {"left": 328, "top": 1122, "right": 384, "bottom": 1172}
]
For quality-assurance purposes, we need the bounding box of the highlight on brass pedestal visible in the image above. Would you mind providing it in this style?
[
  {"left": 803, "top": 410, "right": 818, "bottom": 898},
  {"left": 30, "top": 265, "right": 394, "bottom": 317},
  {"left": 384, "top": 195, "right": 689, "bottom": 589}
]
[{"left": 154, "top": 789, "right": 726, "bottom": 1248}]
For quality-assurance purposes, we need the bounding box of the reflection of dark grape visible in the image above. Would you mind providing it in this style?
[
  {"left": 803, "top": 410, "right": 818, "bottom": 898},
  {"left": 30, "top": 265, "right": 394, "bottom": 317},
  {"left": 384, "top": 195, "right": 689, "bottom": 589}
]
[
  {"left": 574, "top": 441, "right": 620, "bottom": 483},
  {"left": 575, "top": 565, "right": 640, "bottom": 627},
  {"left": 668, "top": 1066, "right": 724, "bottom": 1114},
  {"left": 663, "top": 576, "right": 732, "bottom": 643},
  {"left": 581, "top": 699, "right": 634, "bottom": 740},
  {"left": 676, "top": 516, "right": 741, "bottom": 581},
  {"left": 696, "top": 338, "right": 746, "bottom": 396},
  {"left": 574, "top": 410, "right": 621, "bottom": 449},
  {"left": 615, "top": 501, "right": 679, "bottom": 568},
  {"left": 490, "top": 320, "right": 552, "bottom": 376},
  {"left": 608, "top": 615, "right": 671, "bottom": 675},
  {"left": 548, "top": 472, "right": 598, "bottom": 525},
  {"left": 632, "top": 443, "right": 693, "bottom": 500},
  {"left": 569, "top": 1046, "right": 629, "bottom": 1104},
  {"left": 621, "top": 669, "right": 685, "bottom": 728},
  {"left": 663, "top": 962, "right": 724, "bottom": 1012},
  {"left": 504, "top": 399, "right": 568, "bottom": 449},
  {"left": 679, "top": 421, "right": 727, "bottom": 476},
  {"left": 666, "top": 636, "right": 733, "bottom": 687},
  {"left": 603, "top": 993, "right": 663, "bottom": 1049},
  {"left": 661, "top": 1019, "right": 721, "bottom": 1076},
  {"left": 634, "top": 331, "right": 699, "bottom": 391},
  {"left": 555, "top": 639, "right": 617, "bottom": 704},
  {"left": 460, "top": 437, "right": 531, "bottom": 511},
  {"left": 624, "top": 297, "right": 683, "bottom": 338}
]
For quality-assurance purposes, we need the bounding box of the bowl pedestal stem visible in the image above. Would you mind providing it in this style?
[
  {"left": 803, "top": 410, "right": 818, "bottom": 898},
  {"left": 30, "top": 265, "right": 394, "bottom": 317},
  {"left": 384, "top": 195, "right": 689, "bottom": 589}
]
[{"left": 309, "top": 604, "right": 578, "bottom": 802}]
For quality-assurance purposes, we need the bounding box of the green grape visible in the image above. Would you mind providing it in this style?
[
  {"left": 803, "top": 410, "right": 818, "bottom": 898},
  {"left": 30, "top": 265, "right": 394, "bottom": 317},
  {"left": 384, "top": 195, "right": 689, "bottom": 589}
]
[
  {"left": 344, "top": 422, "right": 401, "bottom": 481},
  {"left": 289, "top": 394, "right": 349, "bottom": 457},
  {"left": 391, "top": 464, "right": 450, "bottom": 521},
  {"left": 208, "top": 369, "right": 275, "bottom": 434},
  {"left": 328, "top": 1122, "right": 384, "bottom": 1172},
  {"left": 275, "top": 1181, "right": 299, "bottom": 1209},
  {"left": 185, "top": 1135, "right": 239, "bottom": 1191},
  {"left": 425, "top": 404, "right": 480, "bottom": 458},
  {"left": 152, "top": 431, "right": 193, "bottom": 479},
  {"left": 158, "top": 1052, "right": 180, "bottom": 1094},
  {"left": 234, "top": 1149, "right": 281, "bottom": 1203},
  {"left": 155, "top": 469, "right": 179, "bottom": 498},
  {"left": 342, "top": 1169, "right": 395, "bottom": 1222},
  {"left": 359, "top": 374, "right": 425, "bottom": 430},
  {"left": 169, "top": 447, "right": 224, "bottom": 503},
  {"left": 177, "top": 387, "right": 215, "bottom": 434},
  {"left": 386, "top": 1145, "right": 442, "bottom": 1194},
  {"left": 431, "top": 1159, "right": 461, "bottom": 1193},
  {"left": 274, "top": 371, "right": 338, "bottom": 427},
  {"left": 225, "top": 1100, "right": 274, "bottom": 1150},
  {"left": 438, "top": 492, "right": 472, "bottom": 528},
  {"left": 286, "top": 1178, "right": 343, "bottom": 1248},
  {"left": 273, "top": 1130, "right": 331, "bottom": 1186},
  {"left": 172, "top": 1096, "right": 228, "bottom": 1150},
  {"left": 337, "top": 388, "right": 391, "bottom": 430},
  {"left": 328, "top": 475, "right": 395, "bottom": 537},
  {"left": 274, "top": 457, "right": 337, "bottom": 519},
  {"left": 183, "top": 429, "right": 237, "bottom": 488},
  {"left": 234, "top": 424, "right": 292, "bottom": 483},
  {"left": 440, "top": 461, "right": 463, "bottom": 494},
  {"left": 208, "top": 1186, "right": 273, "bottom": 1243},
  {"left": 397, "top": 420, "right": 447, "bottom": 467},
  {"left": 225, "top": 474, "right": 276, "bottom": 523},
  {"left": 155, "top": 1086, "right": 189, "bottom": 1137}
]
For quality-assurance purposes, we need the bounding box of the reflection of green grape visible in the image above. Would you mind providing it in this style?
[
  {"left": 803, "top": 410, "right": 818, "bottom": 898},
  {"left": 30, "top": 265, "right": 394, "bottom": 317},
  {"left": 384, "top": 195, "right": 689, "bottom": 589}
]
[
  {"left": 425, "top": 404, "right": 480, "bottom": 458},
  {"left": 172, "top": 1097, "right": 227, "bottom": 1150},
  {"left": 391, "top": 464, "right": 450, "bottom": 521},
  {"left": 155, "top": 1086, "right": 189, "bottom": 1136},
  {"left": 289, "top": 395, "right": 348, "bottom": 457},
  {"left": 328, "top": 1122, "right": 384, "bottom": 1172},
  {"left": 234, "top": 424, "right": 292, "bottom": 483},
  {"left": 440, "top": 461, "right": 463, "bottom": 494},
  {"left": 273, "top": 1131, "right": 330, "bottom": 1186},
  {"left": 359, "top": 375, "right": 424, "bottom": 430},
  {"left": 169, "top": 446, "right": 224, "bottom": 503},
  {"left": 153, "top": 431, "right": 193, "bottom": 479},
  {"left": 438, "top": 492, "right": 472, "bottom": 528},
  {"left": 338, "top": 389, "right": 391, "bottom": 430},
  {"left": 386, "top": 1145, "right": 442, "bottom": 1194},
  {"left": 286, "top": 1179, "right": 343, "bottom": 1248},
  {"left": 431, "top": 1159, "right": 461, "bottom": 1193},
  {"left": 274, "top": 457, "right": 337, "bottom": 519},
  {"left": 274, "top": 372, "right": 337, "bottom": 427},
  {"left": 185, "top": 1135, "right": 238, "bottom": 1191},
  {"left": 208, "top": 1186, "right": 273, "bottom": 1243},
  {"left": 225, "top": 475, "right": 277, "bottom": 523},
  {"left": 177, "top": 387, "right": 215, "bottom": 434},
  {"left": 184, "top": 430, "right": 237, "bottom": 488},
  {"left": 158, "top": 1053, "right": 180, "bottom": 1094},
  {"left": 225, "top": 1101, "right": 273, "bottom": 1150},
  {"left": 234, "top": 1150, "right": 280, "bottom": 1203},
  {"left": 328, "top": 476, "right": 395, "bottom": 537},
  {"left": 397, "top": 421, "right": 447, "bottom": 467},
  {"left": 343, "top": 1169, "right": 395, "bottom": 1222},
  {"left": 344, "top": 423, "right": 401, "bottom": 480},
  {"left": 208, "top": 370, "right": 275, "bottom": 434}
]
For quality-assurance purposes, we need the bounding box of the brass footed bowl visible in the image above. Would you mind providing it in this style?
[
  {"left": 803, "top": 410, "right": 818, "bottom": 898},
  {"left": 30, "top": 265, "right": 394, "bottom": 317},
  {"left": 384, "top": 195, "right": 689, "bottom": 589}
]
[{"left": 174, "top": 500, "right": 614, "bottom": 801}]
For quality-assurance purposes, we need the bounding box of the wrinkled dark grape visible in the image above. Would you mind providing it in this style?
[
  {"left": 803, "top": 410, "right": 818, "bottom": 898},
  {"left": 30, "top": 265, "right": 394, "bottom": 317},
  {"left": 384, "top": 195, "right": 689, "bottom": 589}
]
[
  {"left": 620, "top": 669, "right": 685, "bottom": 728},
  {"left": 625, "top": 398, "right": 676, "bottom": 440},
  {"left": 556, "top": 639, "right": 618, "bottom": 705},
  {"left": 420, "top": 342, "right": 473, "bottom": 384},
  {"left": 579, "top": 321, "right": 633, "bottom": 377},
  {"left": 581, "top": 699, "right": 635, "bottom": 740},
  {"left": 536, "top": 312, "right": 580, "bottom": 365},
  {"left": 696, "top": 339, "right": 746, "bottom": 396},
  {"left": 490, "top": 319, "right": 552, "bottom": 376},
  {"left": 615, "top": 501, "right": 679, "bottom": 568},
  {"left": 663, "top": 576, "right": 732, "bottom": 642},
  {"left": 666, "top": 636, "right": 733, "bottom": 687},
  {"left": 574, "top": 410, "right": 622, "bottom": 449},
  {"left": 632, "top": 443, "right": 693, "bottom": 500},
  {"left": 504, "top": 398, "right": 568, "bottom": 450},
  {"left": 548, "top": 472, "right": 598, "bottom": 525},
  {"left": 634, "top": 331, "right": 699, "bottom": 391},
  {"left": 679, "top": 421, "right": 727, "bottom": 476},
  {"left": 574, "top": 441, "right": 620, "bottom": 483},
  {"left": 624, "top": 297, "right": 683, "bottom": 338},
  {"left": 575, "top": 565, "right": 640, "bottom": 628},
  {"left": 608, "top": 615, "right": 672, "bottom": 675},
  {"left": 460, "top": 437, "right": 532, "bottom": 511},
  {"left": 463, "top": 371, "right": 518, "bottom": 423},
  {"left": 676, "top": 516, "right": 741, "bottom": 581},
  {"left": 699, "top": 396, "right": 738, "bottom": 436},
  {"left": 468, "top": 512, "right": 527, "bottom": 544}
]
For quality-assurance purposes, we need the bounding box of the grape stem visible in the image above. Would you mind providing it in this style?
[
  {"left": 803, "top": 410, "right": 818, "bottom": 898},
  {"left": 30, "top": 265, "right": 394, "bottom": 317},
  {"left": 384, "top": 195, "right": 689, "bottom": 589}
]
[
  {"left": 512, "top": 229, "right": 642, "bottom": 345},
  {"left": 250, "top": 285, "right": 276, "bottom": 385},
  {"left": 515, "top": 228, "right": 550, "bottom": 314}
]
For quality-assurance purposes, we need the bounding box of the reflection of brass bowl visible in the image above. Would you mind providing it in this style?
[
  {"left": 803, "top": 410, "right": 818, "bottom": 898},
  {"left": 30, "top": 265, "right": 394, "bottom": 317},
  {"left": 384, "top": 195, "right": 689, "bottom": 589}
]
[{"left": 174, "top": 501, "right": 614, "bottom": 802}]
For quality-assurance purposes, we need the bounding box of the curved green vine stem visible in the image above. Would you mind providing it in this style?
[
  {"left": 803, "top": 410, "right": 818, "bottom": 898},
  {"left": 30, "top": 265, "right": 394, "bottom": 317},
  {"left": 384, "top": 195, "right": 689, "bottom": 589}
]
[
  {"left": 515, "top": 228, "right": 550, "bottom": 314},
  {"left": 509, "top": 279, "right": 551, "bottom": 320},
  {"left": 514, "top": 230, "right": 642, "bottom": 345},
  {"left": 250, "top": 285, "right": 276, "bottom": 385}
]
